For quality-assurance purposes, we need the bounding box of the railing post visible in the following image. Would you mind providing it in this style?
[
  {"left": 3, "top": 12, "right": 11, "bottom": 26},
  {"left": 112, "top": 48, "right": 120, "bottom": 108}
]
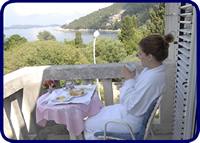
[
  {"left": 102, "top": 79, "right": 113, "bottom": 106},
  {"left": 54, "top": 80, "right": 61, "bottom": 88},
  {"left": 4, "top": 98, "right": 17, "bottom": 139}
]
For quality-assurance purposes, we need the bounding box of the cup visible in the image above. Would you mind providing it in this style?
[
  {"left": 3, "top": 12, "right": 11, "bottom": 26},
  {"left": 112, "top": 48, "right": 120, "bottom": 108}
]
[
  {"left": 125, "top": 63, "right": 136, "bottom": 72},
  {"left": 65, "top": 81, "right": 74, "bottom": 90}
]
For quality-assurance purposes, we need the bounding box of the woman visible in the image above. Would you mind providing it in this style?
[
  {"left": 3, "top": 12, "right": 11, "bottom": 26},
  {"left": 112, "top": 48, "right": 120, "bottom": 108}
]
[{"left": 84, "top": 33, "right": 174, "bottom": 140}]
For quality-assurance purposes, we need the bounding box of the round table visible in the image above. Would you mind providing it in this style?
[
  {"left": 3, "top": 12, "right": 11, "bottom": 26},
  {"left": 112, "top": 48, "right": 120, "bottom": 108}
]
[{"left": 36, "top": 88, "right": 103, "bottom": 138}]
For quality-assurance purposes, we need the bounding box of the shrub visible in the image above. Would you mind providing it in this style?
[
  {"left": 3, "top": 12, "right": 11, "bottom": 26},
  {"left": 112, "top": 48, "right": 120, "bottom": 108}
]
[{"left": 4, "top": 40, "right": 90, "bottom": 75}]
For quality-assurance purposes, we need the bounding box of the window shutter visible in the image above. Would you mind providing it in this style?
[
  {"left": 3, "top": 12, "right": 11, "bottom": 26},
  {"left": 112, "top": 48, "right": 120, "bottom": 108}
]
[{"left": 172, "top": 3, "right": 197, "bottom": 140}]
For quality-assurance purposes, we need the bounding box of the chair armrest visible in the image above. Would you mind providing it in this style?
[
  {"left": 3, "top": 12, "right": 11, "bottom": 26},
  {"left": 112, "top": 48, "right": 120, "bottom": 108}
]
[{"left": 104, "top": 120, "right": 136, "bottom": 140}]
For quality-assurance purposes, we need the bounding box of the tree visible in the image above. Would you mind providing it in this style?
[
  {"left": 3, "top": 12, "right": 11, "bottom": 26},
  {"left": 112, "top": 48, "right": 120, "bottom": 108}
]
[
  {"left": 123, "top": 27, "right": 150, "bottom": 55},
  {"left": 64, "top": 39, "right": 75, "bottom": 46},
  {"left": 118, "top": 15, "right": 135, "bottom": 42},
  {"left": 146, "top": 3, "right": 165, "bottom": 35},
  {"left": 120, "top": 51, "right": 140, "bottom": 62},
  {"left": 3, "top": 34, "right": 6, "bottom": 43},
  {"left": 131, "top": 15, "right": 138, "bottom": 28},
  {"left": 75, "top": 31, "right": 83, "bottom": 48},
  {"left": 4, "top": 34, "right": 27, "bottom": 51},
  {"left": 113, "top": 20, "right": 122, "bottom": 30},
  {"left": 87, "top": 37, "right": 127, "bottom": 63},
  {"left": 4, "top": 40, "right": 90, "bottom": 75},
  {"left": 37, "top": 30, "right": 56, "bottom": 41},
  {"left": 118, "top": 15, "right": 140, "bottom": 55},
  {"left": 118, "top": 15, "right": 138, "bottom": 43},
  {"left": 4, "top": 34, "right": 7, "bottom": 45}
]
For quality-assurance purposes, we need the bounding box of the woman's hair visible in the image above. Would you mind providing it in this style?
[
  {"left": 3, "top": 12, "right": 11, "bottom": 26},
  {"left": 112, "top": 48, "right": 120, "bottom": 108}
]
[{"left": 139, "top": 33, "right": 174, "bottom": 62}]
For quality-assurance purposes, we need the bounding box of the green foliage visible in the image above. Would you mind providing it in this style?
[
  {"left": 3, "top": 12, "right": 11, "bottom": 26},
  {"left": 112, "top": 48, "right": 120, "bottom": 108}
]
[
  {"left": 76, "top": 37, "right": 127, "bottom": 64},
  {"left": 113, "top": 20, "right": 122, "bottom": 30},
  {"left": 61, "top": 3, "right": 154, "bottom": 30},
  {"left": 122, "top": 3, "right": 154, "bottom": 26},
  {"left": 3, "top": 3, "right": 157, "bottom": 75},
  {"left": 64, "top": 39, "right": 75, "bottom": 46},
  {"left": 118, "top": 15, "right": 150, "bottom": 55},
  {"left": 100, "top": 86, "right": 105, "bottom": 106},
  {"left": 4, "top": 34, "right": 27, "bottom": 51},
  {"left": 146, "top": 3, "right": 165, "bottom": 35},
  {"left": 120, "top": 51, "right": 140, "bottom": 62},
  {"left": 61, "top": 3, "right": 125, "bottom": 30},
  {"left": 4, "top": 40, "right": 90, "bottom": 75},
  {"left": 123, "top": 40, "right": 137, "bottom": 55},
  {"left": 136, "top": 9, "right": 150, "bottom": 26},
  {"left": 125, "top": 27, "right": 150, "bottom": 54},
  {"left": 87, "top": 37, "right": 127, "bottom": 63},
  {"left": 106, "top": 20, "right": 122, "bottom": 30},
  {"left": 75, "top": 31, "right": 83, "bottom": 48},
  {"left": 3, "top": 34, "right": 6, "bottom": 43},
  {"left": 60, "top": 80, "right": 66, "bottom": 87},
  {"left": 155, "top": 111, "right": 159, "bottom": 119},
  {"left": 118, "top": 15, "right": 135, "bottom": 43},
  {"left": 64, "top": 32, "right": 86, "bottom": 49},
  {"left": 132, "top": 15, "right": 138, "bottom": 28},
  {"left": 37, "top": 30, "right": 56, "bottom": 41}
]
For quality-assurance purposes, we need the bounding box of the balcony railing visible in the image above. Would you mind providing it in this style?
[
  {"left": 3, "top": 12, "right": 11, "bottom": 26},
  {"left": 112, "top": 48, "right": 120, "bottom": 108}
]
[{"left": 3, "top": 61, "right": 176, "bottom": 140}]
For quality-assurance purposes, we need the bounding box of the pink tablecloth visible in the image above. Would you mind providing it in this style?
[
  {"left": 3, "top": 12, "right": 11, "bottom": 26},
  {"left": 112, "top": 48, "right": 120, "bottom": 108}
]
[{"left": 36, "top": 90, "right": 103, "bottom": 135}]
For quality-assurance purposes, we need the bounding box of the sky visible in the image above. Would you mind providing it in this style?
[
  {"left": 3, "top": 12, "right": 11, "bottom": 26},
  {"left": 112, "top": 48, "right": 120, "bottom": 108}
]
[
  {"left": 1, "top": 1, "right": 113, "bottom": 27},
  {"left": 1, "top": 1, "right": 200, "bottom": 27}
]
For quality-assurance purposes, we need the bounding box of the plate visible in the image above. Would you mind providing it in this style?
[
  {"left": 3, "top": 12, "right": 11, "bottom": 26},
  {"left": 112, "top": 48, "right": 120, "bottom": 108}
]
[
  {"left": 68, "top": 88, "right": 85, "bottom": 96},
  {"left": 68, "top": 90, "right": 87, "bottom": 98},
  {"left": 40, "top": 95, "right": 67, "bottom": 105},
  {"left": 55, "top": 90, "right": 87, "bottom": 102},
  {"left": 56, "top": 95, "right": 66, "bottom": 100},
  {"left": 45, "top": 88, "right": 88, "bottom": 105}
]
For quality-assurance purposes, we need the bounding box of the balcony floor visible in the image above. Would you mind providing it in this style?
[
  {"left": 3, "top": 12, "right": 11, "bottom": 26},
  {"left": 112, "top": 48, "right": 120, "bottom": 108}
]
[
  {"left": 32, "top": 124, "right": 172, "bottom": 140},
  {"left": 32, "top": 133, "right": 172, "bottom": 140}
]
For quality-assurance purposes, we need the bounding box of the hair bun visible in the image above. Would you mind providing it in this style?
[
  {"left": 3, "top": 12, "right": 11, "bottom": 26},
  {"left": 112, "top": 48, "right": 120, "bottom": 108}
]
[{"left": 163, "top": 33, "right": 174, "bottom": 43}]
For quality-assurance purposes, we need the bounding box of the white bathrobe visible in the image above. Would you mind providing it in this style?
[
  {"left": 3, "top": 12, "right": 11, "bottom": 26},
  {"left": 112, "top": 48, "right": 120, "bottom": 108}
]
[{"left": 84, "top": 64, "right": 167, "bottom": 140}]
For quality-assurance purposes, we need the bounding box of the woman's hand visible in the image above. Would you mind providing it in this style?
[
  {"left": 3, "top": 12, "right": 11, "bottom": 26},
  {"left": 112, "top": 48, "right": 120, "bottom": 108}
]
[{"left": 122, "top": 66, "right": 136, "bottom": 80}]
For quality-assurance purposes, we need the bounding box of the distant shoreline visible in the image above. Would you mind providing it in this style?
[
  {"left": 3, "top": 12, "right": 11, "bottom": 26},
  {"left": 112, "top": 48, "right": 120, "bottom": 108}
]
[
  {"left": 4, "top": 25, "right": 60, "bottom": 30},
  {"left": 4, "top": 26, "right": 119, "bottom": 44},
  {"left": 56, "top": 27, "right": 120, "bottom": 33},
  {"left": 4, "top": 25, "right": 121, "bottom": 33}
]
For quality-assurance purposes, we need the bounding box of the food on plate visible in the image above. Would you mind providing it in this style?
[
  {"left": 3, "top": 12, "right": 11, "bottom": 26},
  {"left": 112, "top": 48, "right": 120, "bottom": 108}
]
[
  {"left": 57, "top": 96, "right": 66, "bottom": 100},
  {"left": 69, "top": 88, "right": 84, "bottom": 96}
]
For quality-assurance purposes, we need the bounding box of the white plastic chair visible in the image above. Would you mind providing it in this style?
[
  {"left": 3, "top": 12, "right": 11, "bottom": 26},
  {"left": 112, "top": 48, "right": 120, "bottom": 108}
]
[{"left": 94, "top": 94, "right": 164, "bottom": 140}]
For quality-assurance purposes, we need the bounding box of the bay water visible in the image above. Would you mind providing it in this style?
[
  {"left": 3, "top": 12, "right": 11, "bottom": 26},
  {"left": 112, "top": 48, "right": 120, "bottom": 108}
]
[{"left": 4, "top": 26, "right": 119, "bottom": 44}]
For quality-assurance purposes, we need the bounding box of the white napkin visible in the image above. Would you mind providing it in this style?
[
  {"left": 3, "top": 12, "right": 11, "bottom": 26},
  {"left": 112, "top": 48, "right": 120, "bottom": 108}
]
[
  {"left": 39, "top": 90, "right": 68, "bottom": 105},
  {"left": 43, "top": 84, "right": 97, "bottom": 105}
]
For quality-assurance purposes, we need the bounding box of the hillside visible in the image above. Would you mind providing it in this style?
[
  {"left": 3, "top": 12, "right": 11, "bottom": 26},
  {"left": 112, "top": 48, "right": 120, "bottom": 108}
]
[{"left": 61, "top": 3, "right": 155, "bottom": 30}]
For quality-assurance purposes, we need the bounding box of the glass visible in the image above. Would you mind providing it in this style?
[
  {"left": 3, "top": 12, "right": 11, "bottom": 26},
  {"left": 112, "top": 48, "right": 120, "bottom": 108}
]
[{"left": 65, "top": 81, "right": 74, "bottom": 90}]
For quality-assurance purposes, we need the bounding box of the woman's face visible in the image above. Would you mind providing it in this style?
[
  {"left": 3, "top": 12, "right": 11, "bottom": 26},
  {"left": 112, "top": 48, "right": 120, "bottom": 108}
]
[{"left": 138, "top": 47, "right": 150, "bottom": 67}]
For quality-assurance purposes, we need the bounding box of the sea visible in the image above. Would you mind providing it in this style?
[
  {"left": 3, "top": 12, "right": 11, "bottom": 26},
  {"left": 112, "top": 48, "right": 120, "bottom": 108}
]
[{"left": 4, "top": 26, "right": 119, "bottom": 44}]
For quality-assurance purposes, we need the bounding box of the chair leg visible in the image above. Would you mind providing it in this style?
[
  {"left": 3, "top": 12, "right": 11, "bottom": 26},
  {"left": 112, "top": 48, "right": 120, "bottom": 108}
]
[{"left": 150, "top": 129, "right": 155, "bottom": 140}]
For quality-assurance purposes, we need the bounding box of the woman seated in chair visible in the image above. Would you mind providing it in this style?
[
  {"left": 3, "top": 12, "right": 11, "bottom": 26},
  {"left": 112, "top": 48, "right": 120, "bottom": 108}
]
[{"left": 84, "top": 33, "right": 174, "bottom": 140}]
